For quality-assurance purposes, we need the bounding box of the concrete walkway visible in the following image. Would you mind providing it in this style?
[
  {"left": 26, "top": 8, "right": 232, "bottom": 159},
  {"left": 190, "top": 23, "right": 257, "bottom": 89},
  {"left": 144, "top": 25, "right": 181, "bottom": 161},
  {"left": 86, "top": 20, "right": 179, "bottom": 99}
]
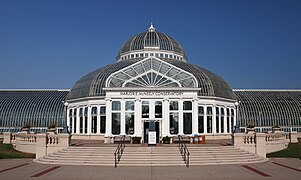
[{"left": 0, "top": 158, "right": 300, "bottom": 179}]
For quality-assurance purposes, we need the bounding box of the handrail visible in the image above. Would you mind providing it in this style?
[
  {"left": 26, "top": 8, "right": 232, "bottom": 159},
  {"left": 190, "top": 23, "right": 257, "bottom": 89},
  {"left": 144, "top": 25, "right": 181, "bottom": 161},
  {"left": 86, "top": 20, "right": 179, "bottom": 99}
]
[
  {"left": 114, "top": 135, "right": 126, "bottom": 167},
  {"left": 178, "top": 135, "right": 190, "bottom": 167}
]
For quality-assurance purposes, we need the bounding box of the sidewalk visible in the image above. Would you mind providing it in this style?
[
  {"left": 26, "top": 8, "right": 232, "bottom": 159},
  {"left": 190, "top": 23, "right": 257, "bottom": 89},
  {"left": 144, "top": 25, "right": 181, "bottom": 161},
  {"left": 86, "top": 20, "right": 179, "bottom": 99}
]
[{"left": 0, "top": 158, "right": 300, "bottom": 179}]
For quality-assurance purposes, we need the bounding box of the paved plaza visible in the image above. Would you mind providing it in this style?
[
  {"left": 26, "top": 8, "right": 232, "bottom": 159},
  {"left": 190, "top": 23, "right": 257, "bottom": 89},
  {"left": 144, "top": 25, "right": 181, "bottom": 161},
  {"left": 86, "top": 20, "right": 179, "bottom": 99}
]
[{"left": 0, "top": 158, "right": 300, "bottom": 179}]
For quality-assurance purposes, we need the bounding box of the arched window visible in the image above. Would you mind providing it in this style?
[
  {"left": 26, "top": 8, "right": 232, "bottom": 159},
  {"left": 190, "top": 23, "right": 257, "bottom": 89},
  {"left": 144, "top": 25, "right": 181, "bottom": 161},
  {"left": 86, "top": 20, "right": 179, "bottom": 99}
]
[{"left": 107, "top": 58, "right": 197, "bottom": 88}]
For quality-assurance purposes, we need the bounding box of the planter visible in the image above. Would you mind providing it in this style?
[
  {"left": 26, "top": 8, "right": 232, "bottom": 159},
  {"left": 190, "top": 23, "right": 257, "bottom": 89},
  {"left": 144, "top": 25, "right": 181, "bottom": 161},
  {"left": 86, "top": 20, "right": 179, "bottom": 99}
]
[
  {"left": 246, "top": 128, "right": 254, "bottom": 134},
  {"left": 162, "top": 136, "right": 170, "bottom": 144},
  {"left": 272, "top": 127, "right": 281, "bottom": 132},
  {"left": 132, "top": 137, "right": 141, "bottom": 144},
  {"left": 48, "top": 128, "right": 57, "bottom": 134},
  {"left": 21, "top": 128, "right": 31, "bottom": 134}
]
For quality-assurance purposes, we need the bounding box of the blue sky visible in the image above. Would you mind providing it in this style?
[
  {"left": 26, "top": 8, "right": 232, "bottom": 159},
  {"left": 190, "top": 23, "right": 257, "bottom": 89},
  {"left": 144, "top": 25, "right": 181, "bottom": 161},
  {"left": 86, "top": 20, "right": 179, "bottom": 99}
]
[{"left": 0, "top": 0, "right": 300, "bottom": 89}]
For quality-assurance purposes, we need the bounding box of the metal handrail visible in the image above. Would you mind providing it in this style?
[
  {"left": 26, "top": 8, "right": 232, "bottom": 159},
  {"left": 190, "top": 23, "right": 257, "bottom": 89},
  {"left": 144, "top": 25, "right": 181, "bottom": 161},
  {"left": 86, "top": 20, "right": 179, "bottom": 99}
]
[
  {"left": 178, "top": 135, "right": 190, "bottom": 167},
  {"left": 114, "top": 135, "right": 126, "bottom": 167}
]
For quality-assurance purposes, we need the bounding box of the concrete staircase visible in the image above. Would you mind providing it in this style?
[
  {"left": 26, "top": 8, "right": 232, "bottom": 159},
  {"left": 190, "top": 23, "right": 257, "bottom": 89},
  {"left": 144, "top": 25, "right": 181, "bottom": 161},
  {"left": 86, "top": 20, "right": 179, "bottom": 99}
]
[
  {"left": 119, "top": 146, "right": 184, "bottom": 166},
  {"left": 187, "top": 146, "right": 268, "bottom": 165},
  {"left": 34, "top": 146, "right": 116, "bottom": 166},
  {"left": 34, "top": 144, "right": 268, "bottom": 166}
]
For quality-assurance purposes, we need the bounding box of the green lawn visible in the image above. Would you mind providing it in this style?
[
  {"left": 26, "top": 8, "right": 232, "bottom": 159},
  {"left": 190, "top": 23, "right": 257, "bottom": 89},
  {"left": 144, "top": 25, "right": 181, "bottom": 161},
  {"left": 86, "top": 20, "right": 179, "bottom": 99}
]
[
  {"left": 267, "top": 138, "right": 301, "bottom": 158},
  {"left": 0, "top": 142, "right": 35, "bottom": 159}
]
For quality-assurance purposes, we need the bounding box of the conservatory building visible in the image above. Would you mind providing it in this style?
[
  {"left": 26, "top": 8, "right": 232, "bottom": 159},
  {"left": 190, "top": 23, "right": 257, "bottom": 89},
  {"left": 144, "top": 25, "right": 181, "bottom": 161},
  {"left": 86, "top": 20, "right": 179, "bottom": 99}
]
[{"left": 65, "top": 24, "right": 237, "bottom": 142}]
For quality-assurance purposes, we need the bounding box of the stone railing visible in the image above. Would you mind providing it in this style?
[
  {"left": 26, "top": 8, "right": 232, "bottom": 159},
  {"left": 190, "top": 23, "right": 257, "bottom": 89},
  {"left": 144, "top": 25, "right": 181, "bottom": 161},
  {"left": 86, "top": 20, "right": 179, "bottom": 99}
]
[
  {"left": 14, "top": 133, "right": 38, "bottom": 154},
  {"left": 232, "top": 133, "right": 266, "bottom": 157},
  {"left": 36, "top": 133, "right": 70, "bottom": 158},
  {"left": 232, "top": 131, "right": 298, "bottom": 158},
  {"left": 3, "top": 132, "right": 70, "bottom": 159},
  {"left": 265, "top": 132, "right": 291, "bottom": 153}
]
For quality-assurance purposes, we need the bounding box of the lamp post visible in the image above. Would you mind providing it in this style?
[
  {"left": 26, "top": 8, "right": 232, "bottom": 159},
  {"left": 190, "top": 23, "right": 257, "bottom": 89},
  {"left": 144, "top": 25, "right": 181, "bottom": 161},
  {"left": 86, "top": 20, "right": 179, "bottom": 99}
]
[
  {"left": 234, "top": 101, "right": 240, "bottom": 133},
  {"left": 62, "top": 101, "right": 69, "bottom": 133}
]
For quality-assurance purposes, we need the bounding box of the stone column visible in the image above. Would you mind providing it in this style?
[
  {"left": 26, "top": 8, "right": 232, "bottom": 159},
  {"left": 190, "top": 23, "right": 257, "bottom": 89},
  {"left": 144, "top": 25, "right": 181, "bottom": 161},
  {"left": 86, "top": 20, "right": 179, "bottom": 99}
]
[
  {"left": 192, "top": 98, "right": 198, "bottom": 135},
  {"left": 289, "top": 131, "right": 298, "bottom": 143},
  {"left": 66, "top": 109, "right": 70, "bottom": 132},
  {"left": 255, "top": 133, "right": 266, "bottom": 158},
  {"left": 3, "top": 132, "right": 12, "bottom": 144},
  {"left": 97, "top": 106, "right": 101, "bottom": 134},
  {"left": 134, "top": 98, "right": 142, "bottom": 137},
  {"left": 76, "top": 107, "right": 80, "bottom": 134},
  {"left": 162, "top": 98, "right": 169, "bottom": 136},
  {"left": 36, "top": 133, "right": 47, "bottom": 159},
  {"left": 204, "top": 106, "right": 207, "bottom": 134},
  {"left": 87, "top": 106, "right": 92, "bottom": 134},
  {"left": 178, "top": 99, "right": 183, "bottom": 135},
  {"left": 104, "top": 98, "right": 112, "bottom": 143},
  {"left": 224, "top": 108, "right": 228, "bottom": 133},
  {"left": 212, "top": 105, "right": 217, "bottom": 134},
  {"left": 120, "top": 100, "right": 126, "bottom": 135}
]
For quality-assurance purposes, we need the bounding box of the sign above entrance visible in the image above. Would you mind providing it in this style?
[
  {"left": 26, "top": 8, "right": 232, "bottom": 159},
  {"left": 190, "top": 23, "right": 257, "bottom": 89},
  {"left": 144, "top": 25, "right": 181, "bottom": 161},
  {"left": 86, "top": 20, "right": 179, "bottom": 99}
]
[{"left": 120, "top": 91, "right": 183, "bottom": 96}]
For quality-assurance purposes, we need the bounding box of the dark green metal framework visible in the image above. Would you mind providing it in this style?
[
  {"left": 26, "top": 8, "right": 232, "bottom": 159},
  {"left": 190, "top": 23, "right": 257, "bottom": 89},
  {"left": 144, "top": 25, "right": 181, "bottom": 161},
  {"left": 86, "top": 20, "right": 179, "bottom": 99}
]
[
  {"left": 0, "top": 90, "right": 68, "bottom": 132},
  {"left": 234, "top": 90, "right": 301, "bottom": 132},
  {"left": 1, "top": 90, "right": 301, "bottom": 132}
]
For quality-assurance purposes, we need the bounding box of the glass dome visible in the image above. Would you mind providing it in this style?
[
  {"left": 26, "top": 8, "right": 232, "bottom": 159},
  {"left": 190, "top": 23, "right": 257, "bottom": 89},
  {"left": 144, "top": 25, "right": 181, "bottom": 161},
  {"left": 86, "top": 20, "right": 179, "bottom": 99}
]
[{"left": 117, "top": 23, "right": 187, "bottom": 62}]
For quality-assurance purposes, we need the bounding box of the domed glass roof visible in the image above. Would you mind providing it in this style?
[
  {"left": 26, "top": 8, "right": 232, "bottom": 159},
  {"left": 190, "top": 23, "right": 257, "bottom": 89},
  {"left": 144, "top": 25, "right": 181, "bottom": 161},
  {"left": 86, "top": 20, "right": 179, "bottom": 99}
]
[
  {"left": 117, "top": 23, "right": 187, "bottom": 62},
  {"left": 66, "top": 59, "right": 236, "bottom": 101}
]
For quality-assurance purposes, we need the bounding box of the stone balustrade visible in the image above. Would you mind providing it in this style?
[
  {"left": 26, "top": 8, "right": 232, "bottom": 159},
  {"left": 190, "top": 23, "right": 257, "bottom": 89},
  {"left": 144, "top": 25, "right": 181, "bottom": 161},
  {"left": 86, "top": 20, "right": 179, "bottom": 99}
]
[
  {"left": 2, "top": 131, "right": 71, "bottom": 159},
  {"left": 232, "top": 131, "right": 298, "bottom": 158},
  {"left": 14, "top": 133, "right": 38, "bottom": 153},
  {"left": 232, "top": 133, "right": 266, "bottom": 157},
  {"left": 36, "top": 133, "right": 71, "bottom": 158}
]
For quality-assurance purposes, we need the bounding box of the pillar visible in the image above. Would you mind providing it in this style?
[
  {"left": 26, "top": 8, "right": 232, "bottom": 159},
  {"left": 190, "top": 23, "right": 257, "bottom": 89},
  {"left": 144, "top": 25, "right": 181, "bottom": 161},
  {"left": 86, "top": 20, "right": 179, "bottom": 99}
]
[
  {"left": 134, "top": 98, "right": 142, "bottom": 136},
  {"left": 87, "top": 106, "right": 92, "bottom": 134},
  {"left": 212, "top": 105, "right": 216, "bottom": 134},
  {"left": 178, "top": 99, "right": 183, "bottom": 135},
  {"left": 192, "top": 98, "right": 198, "bottom": 135},
  {"left": 162, "top": 98, "right": 169, "bottom": 136},
  {"left": 104, "top": 98, "right": 112, "bottom": 143},
  {"left": 255, "top": 133, "right": 266, "bottom": 158},
  {"left": 97, "top": 106, "right": 101, "bottom": 134},
  {"left": 204, "top": 105, "right": 207, "bottom": 134},
  {"left": 36, "top": 133, "right": 47, "bottom": 159},
  {"left": 120, "top": 100, "right": 125, "bottom": 135},
  {"left": 3, "top": 132, "right": 11, "bottom": 144}
]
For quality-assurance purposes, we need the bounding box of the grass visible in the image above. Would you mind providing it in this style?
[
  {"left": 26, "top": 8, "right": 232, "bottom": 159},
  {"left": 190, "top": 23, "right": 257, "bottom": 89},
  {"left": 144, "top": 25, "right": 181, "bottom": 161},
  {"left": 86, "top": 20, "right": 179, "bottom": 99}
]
[
  {"left": 267, "top": 138, "right": 301, "bottom": 158},
  {"left": 0, "top": 142, "right": 35, "bottom": 159}
]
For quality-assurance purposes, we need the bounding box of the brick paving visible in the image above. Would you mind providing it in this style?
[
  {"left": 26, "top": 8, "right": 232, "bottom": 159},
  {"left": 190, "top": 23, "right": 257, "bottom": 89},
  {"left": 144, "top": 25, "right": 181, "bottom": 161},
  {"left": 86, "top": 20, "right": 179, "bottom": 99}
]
[{"left": 0, "top": 158, "right": 300, "bottom": 179}]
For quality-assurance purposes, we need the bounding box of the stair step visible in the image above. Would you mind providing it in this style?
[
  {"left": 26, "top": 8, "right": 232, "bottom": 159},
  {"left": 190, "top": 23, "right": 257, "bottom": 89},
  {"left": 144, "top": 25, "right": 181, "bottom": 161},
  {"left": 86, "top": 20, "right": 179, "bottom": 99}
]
[{"left": 34, "top": 144, "right": 268, "bottom": 166}]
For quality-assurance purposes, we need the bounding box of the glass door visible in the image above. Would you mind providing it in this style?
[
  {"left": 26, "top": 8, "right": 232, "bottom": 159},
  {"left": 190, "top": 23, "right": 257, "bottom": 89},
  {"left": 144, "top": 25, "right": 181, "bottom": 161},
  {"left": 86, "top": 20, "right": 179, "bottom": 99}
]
[{"left": 143, "top": 121, "right": 159, "bottom": 143}]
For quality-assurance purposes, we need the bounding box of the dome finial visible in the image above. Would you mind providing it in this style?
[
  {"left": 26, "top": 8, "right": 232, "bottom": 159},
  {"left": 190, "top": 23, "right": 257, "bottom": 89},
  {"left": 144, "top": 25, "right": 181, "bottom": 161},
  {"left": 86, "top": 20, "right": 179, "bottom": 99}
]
[{"left": 148, "top": 22, "right": 156, "bottom": 32}]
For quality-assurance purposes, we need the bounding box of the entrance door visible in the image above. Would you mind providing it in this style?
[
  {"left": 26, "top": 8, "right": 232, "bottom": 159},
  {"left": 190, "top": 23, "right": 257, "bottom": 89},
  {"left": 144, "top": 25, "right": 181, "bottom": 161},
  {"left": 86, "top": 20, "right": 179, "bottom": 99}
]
[{"left": 143, "top": 121, "right": 159, "bottom": 143}]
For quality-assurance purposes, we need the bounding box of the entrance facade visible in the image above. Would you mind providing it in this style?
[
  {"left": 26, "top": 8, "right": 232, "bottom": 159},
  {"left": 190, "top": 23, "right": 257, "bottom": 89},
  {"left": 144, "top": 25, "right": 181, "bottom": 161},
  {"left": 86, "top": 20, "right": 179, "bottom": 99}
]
[{"left": 65, "top": 25, "right": 238, "bottom": 142}]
